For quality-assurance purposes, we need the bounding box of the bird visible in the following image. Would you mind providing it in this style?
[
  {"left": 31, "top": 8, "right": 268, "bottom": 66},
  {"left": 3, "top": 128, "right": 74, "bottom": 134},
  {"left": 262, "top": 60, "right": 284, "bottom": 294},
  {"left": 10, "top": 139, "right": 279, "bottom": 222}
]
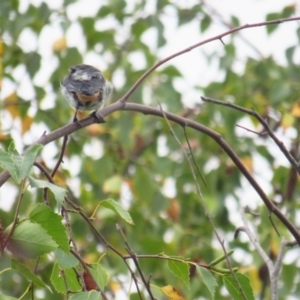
[{"left": 61, "top": 64, "right": 113, "bottom": 122}]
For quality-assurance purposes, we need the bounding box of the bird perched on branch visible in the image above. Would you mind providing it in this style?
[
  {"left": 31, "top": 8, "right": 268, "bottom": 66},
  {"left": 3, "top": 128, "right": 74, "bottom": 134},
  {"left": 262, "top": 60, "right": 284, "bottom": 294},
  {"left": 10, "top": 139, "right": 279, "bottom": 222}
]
[{"left": 61, "top": 64, "right": 113, "bottom": 122}]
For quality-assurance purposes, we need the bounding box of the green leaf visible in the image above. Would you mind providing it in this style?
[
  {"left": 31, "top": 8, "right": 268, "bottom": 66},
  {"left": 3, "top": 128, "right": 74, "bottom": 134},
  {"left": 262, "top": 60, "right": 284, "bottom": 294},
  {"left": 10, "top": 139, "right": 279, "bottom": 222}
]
[
  {"left": 13, "top": 144, "right": 43, "bottom": 182},
  {"left": 0, "top": 143, "right": 42, "bottom": 183},
  {"left": 231, "top": 15, "right": 240, "bottom": 27},
  {"left": 11, "top": 259, "right": 50, "bottom": 290},
  {"left": 200, "top": 14, "right": 211, "bottom": 33},
  {"left": 103, "top": 175, "right": 122, "bottom": 194},
  {"left": 50, "top": 263, "right": 81, "bottom": 294},
  {"left": 89, "top": 264, "right": 108, "bottom": 290},
  {"left": 0, "top": 147, "right": 18, "bottom": 182},
  {"left": 28, "top": 176, "right": 66, "bottom": 205},
  {"left": 223, "top": 273, "right": 254, "bottom": 300},
  {"left": 265, "top": 13, "right": 280, "bottom": 34},
  {"left": 197, "top": 266, "right": 217, "bottom": 299},
  {"left": 167, "top": 260, "right": 190, "bottom": 289},
  {"left": 29, "top": 204, "right": 69, "bottom": 252},
  {"left": 55, "top": 249, "right": 79, "bottom": 269},
  {"left": 100, "top": 198, "right": 134, "bottom": 225},
  {"left": 7, "top": 220, "right": 58, "bottom": 258},
  {"left": 69, "top": 291, "right": 101, "bottom": 300},
  {"left": 161, "top": 66, "right": 182, "bottom": 77}
]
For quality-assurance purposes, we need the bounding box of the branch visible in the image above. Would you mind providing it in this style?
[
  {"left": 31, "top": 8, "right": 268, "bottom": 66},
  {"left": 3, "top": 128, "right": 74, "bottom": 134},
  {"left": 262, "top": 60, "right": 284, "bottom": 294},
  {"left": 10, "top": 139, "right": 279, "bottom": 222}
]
[
  {"left": 201, "top": 96, "right": 300, "bottom": 173},
  {"left": 1, "top": 100, "right": 300, "bottom": 244},
  {"left": 120, "top": 17, "right": 300, "bottom": 103},
  {"left": 240, "top": 207, "right": 289, "bottom": 300}
]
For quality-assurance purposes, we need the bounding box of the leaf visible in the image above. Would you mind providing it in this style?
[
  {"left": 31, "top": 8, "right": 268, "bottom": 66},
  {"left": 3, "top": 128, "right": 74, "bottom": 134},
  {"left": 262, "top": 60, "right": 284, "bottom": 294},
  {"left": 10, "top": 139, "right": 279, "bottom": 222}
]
[
  {"left": 13, "top": 144, "right": 43, "bottom": 182},
  {"left": 223, "top": 273, "right": 254, "bottom": 300},
  {"left": 0, "top": 148, "right": 18, "bottom": 181},
  {"left": 200, "top": 14, "right": 211, "bottom": 33},
  {"left": 160, "top": 285, "right": 186, "bottom": 300},
  {"left": 28, "top": 176, "right": 67, "bottom": 206},
  {"left": 89, "top": 264, "right": 108, "bottom": 290},
  {"left": 265, "top": 13, "right": 280, "bottom": 34},
  {"left": 50, "top": 263, "right": 81, "bottom": 294},
  {"left": 0, "top": 143, "right": 42, "bottom": 183},
  {"left": 100, "top": 198, "right": 134, "bottom": 225},
  {"left": 103, "top": 175, "right": 122, "bottom": 193},
  {"left": 69, "top": 291, "right": 101, "bottom": 300},
  {"left": 29, "top": 204, "right": 69, "bottom": 252},
  {"left": 55, "top": 249, "right": 78, "bottom": 269},
  {"left": 197, "top": 266, "right": 217, "bottom": 299},
  {"left": 167, "top": 260, "right": 190, "bottom": 289},
  {"left": 7, "top": 220, "right": 58, "bottom": 258},
  {"left": 11, "top": 259, "right": 50, "bottom": 290},
  {"left": 291, "top": 102, "right": 300, "bottom": 117}
]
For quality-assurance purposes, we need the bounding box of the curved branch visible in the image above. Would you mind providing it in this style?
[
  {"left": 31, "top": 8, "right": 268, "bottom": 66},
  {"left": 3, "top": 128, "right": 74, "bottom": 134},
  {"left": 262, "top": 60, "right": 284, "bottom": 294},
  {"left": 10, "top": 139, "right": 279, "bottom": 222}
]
[
  {"left": 120, "top": 17, "right": 300, "bottom": 103},
  {"left": 0, "top": 100, "right": 300, "bottom": 244}
]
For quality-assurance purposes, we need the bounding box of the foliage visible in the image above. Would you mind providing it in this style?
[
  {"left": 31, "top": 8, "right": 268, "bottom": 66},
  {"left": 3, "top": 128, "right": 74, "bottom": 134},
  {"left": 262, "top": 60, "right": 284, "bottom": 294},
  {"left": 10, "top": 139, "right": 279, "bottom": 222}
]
[{"left": 0, "top": 0, "right": 300, "bottom": 299}]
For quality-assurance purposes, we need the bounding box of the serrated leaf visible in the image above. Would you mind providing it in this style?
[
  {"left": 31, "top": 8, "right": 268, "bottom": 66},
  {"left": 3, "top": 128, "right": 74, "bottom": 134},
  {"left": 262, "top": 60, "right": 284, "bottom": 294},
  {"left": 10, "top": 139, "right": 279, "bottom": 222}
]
[
  {"left": 167, "top": 260, "right": 190, "bottom": 289},
  {"left": 11, "top": 259, "right": 50, "bottom": 290},
  {"left": 28, "top": 176, "right": 66, "bottom": 206},
  {"left": 55, "top": 249, "right": 78, "bottom": 269},
  {"left": 0, "top": 148, "right": 17, "bottom": 181},
  {"left": 160, "top": 285, "right": 186, "bottom": 300},
  {"left": 69, "top": 291, "right": 101, "bottom": 300},
  {"left": 89, "top": 264, "right": 108, "bottom": 290},
  {"left": 223, "top": 273, "right": 254, "bottom": 300},
  {"left": 29, "top": 204, "right": 69, "bottom": 252},
  {"left": 13, "top": 144, "right": 43, "bottom": 183},
  {"left": 51, "top": 263, "right": 81, "bottom": 294},
  {"left": 7, "top": 220, "right": 58, "bottom": 258},
  {"left": 100, "top": 198, "right": 134, "bottom": 225},
  {"left": 197, "top": 266, "right": 217, "bottom": 299}
]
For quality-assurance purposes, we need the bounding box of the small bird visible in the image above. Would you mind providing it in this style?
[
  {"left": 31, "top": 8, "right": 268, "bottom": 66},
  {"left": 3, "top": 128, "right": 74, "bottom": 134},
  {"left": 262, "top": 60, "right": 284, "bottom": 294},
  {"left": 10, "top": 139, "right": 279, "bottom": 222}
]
[{"left": 61, "top": 64, "right": 113, "bottom": 122}]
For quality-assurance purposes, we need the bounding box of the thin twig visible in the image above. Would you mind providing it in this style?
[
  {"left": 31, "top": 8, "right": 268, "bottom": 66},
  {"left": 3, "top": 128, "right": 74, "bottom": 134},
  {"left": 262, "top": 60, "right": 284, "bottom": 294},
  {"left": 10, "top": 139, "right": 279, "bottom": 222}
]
[
  {"left": 1, "top": 179, "right": 26, "bottom": 253},
  {"left": 201, "top": 96, "right": 300, "bottom": 173},
  {"left": 116, "top": 224, "right": 155, "bottom": 300},
  {"left": 157, "top": 101, "right": 247, "bottom": 299},
  {"left": 182, "top": 126, "right": 208, "bottom": 188},
  {"left": 239, "top": 207, "right": 290, "bottom": 300},
  {"left": 120, "top": 17, "right": 300, "bottom": 103}
]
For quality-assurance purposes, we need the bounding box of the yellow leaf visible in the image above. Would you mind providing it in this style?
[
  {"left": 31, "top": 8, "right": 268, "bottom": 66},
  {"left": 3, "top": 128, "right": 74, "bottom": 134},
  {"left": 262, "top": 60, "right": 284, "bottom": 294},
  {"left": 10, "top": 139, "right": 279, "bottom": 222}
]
[
  {"left": 0, "top": 131, "right": 7, "bottom": 141},
  {"left": 281, "top": 113, "right": 294, "bottom": 130},
  {"left": 86, "top": 124, "right": 107, "bottom": 136},
  {"left": 110, "top": 281, "right": 121, "bottom": 293},
  {"left": 291, "top": 102, "right": 300, "bottom": 117},
  {"left": 3, "top": 92, "right": 19, "bottom": 118},
  {"left": 52, "top": 37, "right": 67, "bottom": 51},
  {"left": 166, "top": 199, "right": 181, "bottom": 222},
  {"left": 240, "top": 156, "right": 253, "bottom": 173},
  {"left": 160, "top": 285, "right": 185, "bottom": 300},
  {"left": 53, "top": 171, "right": 67, "bottom": 188},
  {"left": 244, "top": 267, "right": 261, "bottom": 294},
  {"left": 0, "top": 39, "right": 3, "bottom": 56},
  {"left": 21, "top": 115, "right": 33, "bottom": 134},
  {"left": 103, "top": 175, "right": 122, "bottom": 194}
]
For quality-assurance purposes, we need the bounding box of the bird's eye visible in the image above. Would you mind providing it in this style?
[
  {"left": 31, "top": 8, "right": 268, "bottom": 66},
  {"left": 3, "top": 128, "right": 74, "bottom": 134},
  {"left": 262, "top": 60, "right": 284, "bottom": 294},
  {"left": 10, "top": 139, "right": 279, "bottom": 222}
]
[{"left": 70, "top": 67, "right": 76, "bottom": 73}]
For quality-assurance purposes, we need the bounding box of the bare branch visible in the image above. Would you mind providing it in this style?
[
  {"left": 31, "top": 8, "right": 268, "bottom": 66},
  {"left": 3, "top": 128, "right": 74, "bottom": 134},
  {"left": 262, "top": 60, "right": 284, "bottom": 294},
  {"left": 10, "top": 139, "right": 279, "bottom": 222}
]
[
  {"left": 121, "top": 17, "right": 300, "bottom": 103},
  {"left": 201, "top": 96, "right": 300, "bottom": 173}
]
